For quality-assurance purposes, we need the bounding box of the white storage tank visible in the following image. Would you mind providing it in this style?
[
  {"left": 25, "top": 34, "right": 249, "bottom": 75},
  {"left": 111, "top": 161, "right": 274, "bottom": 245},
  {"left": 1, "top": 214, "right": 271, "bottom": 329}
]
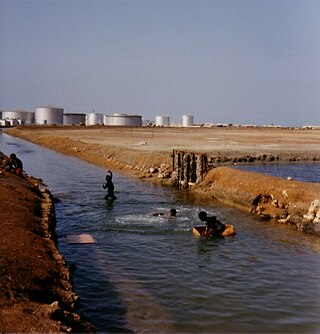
[
  {"left": 104, "top": 113, "right": 142, "bottom": 126},
  {"left": 63, "top": 113, "right": 86, "bottom": 125},
  {"left": 182, "top": 115, "right": 194, "bottom": 127},
  {"left": 2, "top": 109, "right": 35, "bottom": 125},
  {"left": 155, "top": 115, "right": 170, "bottom": 127},
  {"left": 35, "top": 106, "right": 63, "bottom": 125},
  {"left": 86, "top": 112, "right": 104, "bottom": 126}
]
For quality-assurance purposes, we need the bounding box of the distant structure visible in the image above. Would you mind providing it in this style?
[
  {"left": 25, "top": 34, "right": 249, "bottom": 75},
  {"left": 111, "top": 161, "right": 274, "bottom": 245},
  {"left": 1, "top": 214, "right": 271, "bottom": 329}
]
[
  {"left": 1, "top": 109, "right": 35, "bottom": 125},
  {"left": 35, "top": 106, "right": 63, "bottom": 125},
  {"left": 182, "top": 115, "right": 194, "bottom": 127},
  {"left": 155, "top": 115, "right": 170, "bottom": 127},
  {"left": 104, "top": 113, "right": 142, "bottom": 126},
  {"left": 63, "top": 113, "right": 86, "bottom": 125},
  {"left": 86, "top": 111, "right": 104, "bottom": 126},
  {"left": 0, "top": 119, "right": 19, "bottom": 126}
]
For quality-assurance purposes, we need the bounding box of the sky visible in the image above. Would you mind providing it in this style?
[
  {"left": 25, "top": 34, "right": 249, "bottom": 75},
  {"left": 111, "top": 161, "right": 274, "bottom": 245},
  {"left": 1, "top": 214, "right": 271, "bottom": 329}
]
[{"left": 1, "top": 0, "right": 320, "bottom": 126}]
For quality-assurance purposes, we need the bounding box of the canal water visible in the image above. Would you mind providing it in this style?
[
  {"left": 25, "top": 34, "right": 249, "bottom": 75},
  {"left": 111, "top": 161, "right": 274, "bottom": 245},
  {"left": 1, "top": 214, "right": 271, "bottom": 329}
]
[
  {"left": 235, "top": 163, "right": 320, "bottom": 183},
  {"left": 1, "top": 131, "right": 320, "bottom": 333}
]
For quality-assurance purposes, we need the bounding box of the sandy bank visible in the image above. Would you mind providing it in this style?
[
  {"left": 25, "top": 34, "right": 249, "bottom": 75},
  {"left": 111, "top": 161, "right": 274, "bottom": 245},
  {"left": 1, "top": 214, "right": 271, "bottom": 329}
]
[
  {"left": 5, "top": 126, "right": 320, "bottom": 236},
  {"left": 0, "top": 152, "right": 95, "bottom": 333}
]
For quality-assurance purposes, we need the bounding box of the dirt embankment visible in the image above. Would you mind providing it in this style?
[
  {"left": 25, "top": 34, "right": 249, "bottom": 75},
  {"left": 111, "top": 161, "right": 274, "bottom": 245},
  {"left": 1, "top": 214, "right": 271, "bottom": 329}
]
[
  {"left": 0, "top": 152, "right": 95, "bottom": 333},
  {"left": 5, "top": 126, "right": 320, "bottom": 236}
]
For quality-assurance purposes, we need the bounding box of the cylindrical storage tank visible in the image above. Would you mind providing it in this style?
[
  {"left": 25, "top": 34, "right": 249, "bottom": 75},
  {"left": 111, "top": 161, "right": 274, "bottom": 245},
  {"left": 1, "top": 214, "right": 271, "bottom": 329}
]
[
  {"left": 35, "top": 106, "right": 63, "bottom": 125},
  {"left": 155, "top": 115, "right": 170, "bottom": 127},
  {"left": 104, "top": 113, "right": 142, "bottom": 126},
  {"left": 2, "top": 110, "right": 35, "bottom": 125},
  {"left": 23, "top": 111, "right": 35, "bottom": 124},
  {"left": 182, "top": 115, "right": 194, "bottom": 127},
  {"left": 63, "top": 113, "right": 86, "bottom": 125},
  {"left": 126, "top": 115, "right": 142, "bottom": 126},
  {"left": 86, "top": 112, "right": 104, "bottom": 126}
]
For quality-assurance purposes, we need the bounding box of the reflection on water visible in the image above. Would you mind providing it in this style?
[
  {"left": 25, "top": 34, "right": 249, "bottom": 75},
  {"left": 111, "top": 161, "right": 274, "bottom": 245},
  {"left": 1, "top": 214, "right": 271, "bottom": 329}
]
[{"left": 1, "top": 130, "right": 320, "bottom": 333}]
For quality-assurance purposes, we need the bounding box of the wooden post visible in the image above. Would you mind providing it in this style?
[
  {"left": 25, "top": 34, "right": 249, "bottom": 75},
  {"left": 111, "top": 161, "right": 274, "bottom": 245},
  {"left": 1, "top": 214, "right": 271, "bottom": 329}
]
[
  {"left": 183, "top": 153, "right": 190, "bottom": 189},
  {"left": 190, "top": 154, "right": 197, "bottom": 183}
]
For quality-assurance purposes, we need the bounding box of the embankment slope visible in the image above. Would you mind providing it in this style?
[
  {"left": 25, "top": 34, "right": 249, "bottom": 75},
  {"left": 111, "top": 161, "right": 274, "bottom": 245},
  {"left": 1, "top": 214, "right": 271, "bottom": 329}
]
[{"left": 0, "top": 152, "right": 94, "bottom": 332}]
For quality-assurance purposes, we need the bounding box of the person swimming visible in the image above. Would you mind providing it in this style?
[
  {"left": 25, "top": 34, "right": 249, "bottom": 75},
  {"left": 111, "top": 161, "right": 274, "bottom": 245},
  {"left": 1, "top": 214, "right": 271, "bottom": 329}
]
[{"left": 152, "top": 208, "right": 177, "bottom": 218}]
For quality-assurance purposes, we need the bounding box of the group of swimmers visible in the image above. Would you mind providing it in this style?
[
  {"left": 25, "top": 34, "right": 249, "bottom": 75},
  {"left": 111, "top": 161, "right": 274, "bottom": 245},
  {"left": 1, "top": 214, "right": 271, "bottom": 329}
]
[
  {"left": 4, "top": 153, "right": 227, "bottom": 236},
  {"left": 103, "top": 169, "right": 228, "bottom": 236}
]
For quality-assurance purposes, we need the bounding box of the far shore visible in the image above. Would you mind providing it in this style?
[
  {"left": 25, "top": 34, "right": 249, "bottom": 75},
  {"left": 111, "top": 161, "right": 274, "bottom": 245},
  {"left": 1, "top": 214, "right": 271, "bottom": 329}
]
[{"left": 5, "top": 126, "right": 320, "bottom": 236}]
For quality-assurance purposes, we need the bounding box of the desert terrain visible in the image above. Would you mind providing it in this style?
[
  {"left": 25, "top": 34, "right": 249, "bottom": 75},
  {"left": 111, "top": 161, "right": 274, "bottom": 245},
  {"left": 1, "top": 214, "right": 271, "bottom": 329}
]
[{"left": 7, "top": 125, "right": 320, "bottom": 157}]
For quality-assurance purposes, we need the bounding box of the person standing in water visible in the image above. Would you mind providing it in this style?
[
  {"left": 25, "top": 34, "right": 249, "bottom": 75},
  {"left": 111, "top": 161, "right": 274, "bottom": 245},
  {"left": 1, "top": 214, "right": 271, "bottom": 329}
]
[{"left": 103, "top": 170, "right": 117, "bottom": 200}]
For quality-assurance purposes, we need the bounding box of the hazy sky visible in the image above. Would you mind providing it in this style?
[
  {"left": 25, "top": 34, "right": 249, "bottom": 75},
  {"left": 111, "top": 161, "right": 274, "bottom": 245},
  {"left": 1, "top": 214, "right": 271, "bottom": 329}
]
[{"left": 1, "top": 0, "right": 319, "bottom": 126}]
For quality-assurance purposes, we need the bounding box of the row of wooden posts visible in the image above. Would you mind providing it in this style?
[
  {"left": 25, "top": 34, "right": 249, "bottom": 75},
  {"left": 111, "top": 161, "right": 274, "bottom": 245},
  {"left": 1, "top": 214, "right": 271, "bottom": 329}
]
[{"left": 172, "top": 150, "right": 208, "bottom": 189}]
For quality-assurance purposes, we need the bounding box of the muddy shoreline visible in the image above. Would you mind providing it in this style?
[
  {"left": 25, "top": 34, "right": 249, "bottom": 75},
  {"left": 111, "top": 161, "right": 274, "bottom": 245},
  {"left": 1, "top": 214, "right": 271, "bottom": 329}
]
[{"left": 0, "top": 152, "right": 95, "bottom": 332}]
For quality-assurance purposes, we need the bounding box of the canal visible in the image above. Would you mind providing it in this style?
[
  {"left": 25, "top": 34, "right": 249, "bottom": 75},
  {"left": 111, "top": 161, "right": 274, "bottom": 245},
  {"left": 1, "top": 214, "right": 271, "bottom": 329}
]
[{"left": 1, "top": 130, "right": 320, "bottom": 333}]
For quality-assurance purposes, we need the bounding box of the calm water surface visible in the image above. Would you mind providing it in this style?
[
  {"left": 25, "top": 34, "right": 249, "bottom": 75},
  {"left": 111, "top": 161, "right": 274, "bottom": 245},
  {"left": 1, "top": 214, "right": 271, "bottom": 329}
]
[
  {"left": 235, "top": 163, "right": 320, "bottom": 183},
  {"left": 1, "top": 131, "right": 320, "bottom": 333}
]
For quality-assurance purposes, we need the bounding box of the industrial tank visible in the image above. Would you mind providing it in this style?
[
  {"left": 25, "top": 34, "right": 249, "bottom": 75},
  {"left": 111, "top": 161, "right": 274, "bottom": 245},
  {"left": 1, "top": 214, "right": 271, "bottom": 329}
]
[
  {"left": 86, "top": 112, "right": 104, "bottom": 126},
  {"left": 35, "top": 106, "right": 63, "bottom": 125},
  {"left": 182, "top": 115, "right": 194, "bottom": 127},
  {"left": 155, "top": 115, "right": 170, "bottom": 127},
  {"left": 2, "top": 109, "right": 35, "bottom": 125},
  {"left": 63, "top": 113, "right": 86, "bottom": 125},
  {"left": 104, "top": 113, "right": 142, "bottom": 126}
]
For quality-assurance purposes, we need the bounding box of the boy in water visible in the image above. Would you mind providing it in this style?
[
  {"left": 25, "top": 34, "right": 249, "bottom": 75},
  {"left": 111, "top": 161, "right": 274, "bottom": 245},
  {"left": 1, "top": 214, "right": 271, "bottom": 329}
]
[
  {"left": 152, "top": 208, "right": 177, "bottom": 218},
  {"left": 198, "top": 211, "right": 226, "bottom": 236},
  {"left": 103, "top": 170, "right": 117, "bottom": 200}
]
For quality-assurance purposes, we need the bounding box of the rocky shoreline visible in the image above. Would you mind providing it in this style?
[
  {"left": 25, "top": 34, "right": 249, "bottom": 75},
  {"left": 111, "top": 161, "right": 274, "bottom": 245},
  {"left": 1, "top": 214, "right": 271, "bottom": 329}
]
[{"left": 0, "top": 152, "right": 95, "bottom": 333}]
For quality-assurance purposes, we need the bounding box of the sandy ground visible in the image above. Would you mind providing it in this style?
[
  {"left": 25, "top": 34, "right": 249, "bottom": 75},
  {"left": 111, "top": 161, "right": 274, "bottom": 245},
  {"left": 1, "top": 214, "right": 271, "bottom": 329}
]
[{"left": 8, "top": 125, "right": 320, "bottom": 157}]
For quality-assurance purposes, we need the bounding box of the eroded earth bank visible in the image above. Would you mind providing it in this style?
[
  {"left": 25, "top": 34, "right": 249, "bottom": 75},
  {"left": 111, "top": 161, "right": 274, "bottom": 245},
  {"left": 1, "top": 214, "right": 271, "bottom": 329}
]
[{"left": 0, "top": 152, "right": 95, "bottom": 332}]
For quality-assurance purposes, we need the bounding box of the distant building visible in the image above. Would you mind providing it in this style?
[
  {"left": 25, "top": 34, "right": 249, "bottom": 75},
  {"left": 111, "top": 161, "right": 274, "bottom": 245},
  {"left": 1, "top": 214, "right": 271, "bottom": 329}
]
[
  {"left": 35, "top": 106, "right": 64, "bottom": 125},
  {"left": 104, "top": 113, "right": 142, "bottom": 126},
  {"left": 155, "top": 115, "right": 170, "bottom": 126},
  {"left": 63, "top": 113, "right": 86, "bottom": 125},
  {"left": 1, "top": 109, "right": 35, "bottom": 125}
]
